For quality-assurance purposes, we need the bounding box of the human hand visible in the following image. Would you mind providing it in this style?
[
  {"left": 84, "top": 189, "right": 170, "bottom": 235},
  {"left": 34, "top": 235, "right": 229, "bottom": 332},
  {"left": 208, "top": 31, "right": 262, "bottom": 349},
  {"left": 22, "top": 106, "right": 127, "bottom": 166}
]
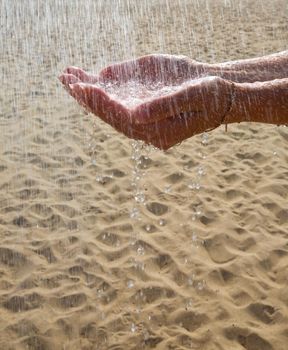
[{"left": 59, "top": 55, "right": 234, "bottom": 149}]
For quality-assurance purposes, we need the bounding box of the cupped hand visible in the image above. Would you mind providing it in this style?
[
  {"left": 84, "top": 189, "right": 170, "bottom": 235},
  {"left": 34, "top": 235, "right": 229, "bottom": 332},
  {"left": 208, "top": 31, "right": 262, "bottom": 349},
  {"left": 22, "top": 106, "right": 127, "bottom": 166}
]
[{"left": 59, "top": 55, "right": 234, "bottom": 149}]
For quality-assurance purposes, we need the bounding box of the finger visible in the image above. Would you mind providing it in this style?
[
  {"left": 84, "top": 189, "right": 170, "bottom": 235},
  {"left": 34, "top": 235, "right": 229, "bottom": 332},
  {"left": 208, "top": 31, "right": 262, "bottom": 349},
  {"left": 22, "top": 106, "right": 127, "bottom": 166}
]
[
  {"left": 98, "top": 55, "right": 178, "bottom": 82},
  {"left": 99, "top": 54, "right": 192, "bottom": 83},
  {"left": 69, "top": 83, "right": 131, "bottom": 127},
  {"left": 135, "top": 54, "right": 193, "bottom": 81},
  {"left": 59, "top": 73, "right": 81, "bottom": 87},
  {"left": 99, "top": 60, "right": 138, "bottom": 82},
  {"left": 63, "top": 66, "right": 98, "bottom": 83}
]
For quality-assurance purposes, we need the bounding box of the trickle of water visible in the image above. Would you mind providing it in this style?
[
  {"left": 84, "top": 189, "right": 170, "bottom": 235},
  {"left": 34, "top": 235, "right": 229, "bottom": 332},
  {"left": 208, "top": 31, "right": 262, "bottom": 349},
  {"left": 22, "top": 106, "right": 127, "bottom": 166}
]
[
  {"left": 129, "top": 232, "right": 139, "bottom": 246},
  {"left": 134, "top": 191, "right": 146, "bottom": 203},
  {"left": 134, "top": 260, "right": 145, "bottom": 271},
  {"left": 187, "top": 274, "right": 195, "bottom": 286},
  {"left": 130, "top": 140, "right": 150, "bottom": 222},
  {"left": 191, "top": 232, "right": 198, "bottom": 242},
  {"left": 197, "top": 151, "right": 206, "bottom": 160},
  {"left": 201, "top": 132, "right": 209, "bottom": 145},
  {"left": 196, "top": 280, "right": 206, "bottom": 291},
  {"left": 196, "top": 165, "right": 205, "bottom": 177},
  {"left": 136, "top": 245, "right": 145, "bottom": 256},
  {"left": 191, "top": 231, "right": 204, "bottom": 248},
  {"left": 130, "top": 206, "right": 141, "bottom": 220},
  {"left": 191, "top": 205, "right": 202, "bottom": 221},
  {"left": 131, "top": 323, "right": 137, "bottom": 333}
]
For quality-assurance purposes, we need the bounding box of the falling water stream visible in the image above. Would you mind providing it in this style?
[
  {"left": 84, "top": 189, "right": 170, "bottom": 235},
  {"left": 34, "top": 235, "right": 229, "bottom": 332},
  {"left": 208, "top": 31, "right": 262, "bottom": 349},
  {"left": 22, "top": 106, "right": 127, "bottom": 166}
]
[{"left": 1, "top": 1, "right": 288, "bottom": 349}]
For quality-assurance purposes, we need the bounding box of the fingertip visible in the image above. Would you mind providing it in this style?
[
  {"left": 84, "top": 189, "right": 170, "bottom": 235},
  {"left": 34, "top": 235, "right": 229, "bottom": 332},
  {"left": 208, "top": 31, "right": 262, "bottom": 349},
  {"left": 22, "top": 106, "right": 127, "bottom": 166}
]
[
  {"left": 58, "top": 74, "right": 65, "bottom": 84},
  {"left": 69, "top": 82, "right": 84, "bottom": 90},
  {"left": 64, "top": 66, "right": 80, "bottom": 75},
  {"left": 59, "top": 73, "right": 81, "bottom": 86},
  {"left": 63, "top": 66, "right": 97, "bottom": 83}
]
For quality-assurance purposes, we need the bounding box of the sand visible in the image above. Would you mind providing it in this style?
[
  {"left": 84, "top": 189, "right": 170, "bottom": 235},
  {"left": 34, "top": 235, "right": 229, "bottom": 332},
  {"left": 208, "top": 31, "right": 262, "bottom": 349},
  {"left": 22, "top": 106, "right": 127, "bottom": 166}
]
[{"left": 0, "top": 0, "right": 288, "bottom": 349}]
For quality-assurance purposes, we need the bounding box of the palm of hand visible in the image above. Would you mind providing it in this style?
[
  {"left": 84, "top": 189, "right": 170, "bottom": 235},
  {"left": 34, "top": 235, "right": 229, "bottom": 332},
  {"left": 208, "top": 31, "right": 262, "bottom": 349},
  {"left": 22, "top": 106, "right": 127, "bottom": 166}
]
[{"left": 59, "top": 54, "right": 233, "bottom": 149}]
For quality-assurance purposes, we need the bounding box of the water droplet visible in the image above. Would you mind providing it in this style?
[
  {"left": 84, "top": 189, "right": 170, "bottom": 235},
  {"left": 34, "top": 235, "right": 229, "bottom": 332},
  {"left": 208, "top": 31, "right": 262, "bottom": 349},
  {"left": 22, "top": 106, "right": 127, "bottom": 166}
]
[
  {"left": 131, "top": 322, "right": 137, "bottom": 333},
  {"left": 187, "top": 277, "right": 194, "bottom": 286},
  {"left": 196, "top": 166, "right": 205, "bottom": 176},
  {"left": 137, "top": 245, "right": 145, "bottom": 256},
  {"left": 163, "top": 185, "right": 172, "bottom": 193},
  {"left": 127, "top": 280, "right": 134, "bottom": 288},
  {"left": 135, "top": 307, "right": 142, "bottom": 314},
  {"left": 96, "top": 174, "right": 104, "bottom": 183},
  {"left": 196, "top": 280, "right": 205, "bottom": 291},
  {"left": 129, "top": 233, "right": 138, "bottom": 246},
  {"left": 130, "top": 207, "right": 140, "bottom": 220},
  {"left": 201, "top": 132, "right": 209, "bottom": 145},
  {"left": 188, "top": 181, "right": 201, "bottom": 190},
  {"left": 187, "top": 274, "right": 195, "bottom": 286},
  {"left": 159, "top": 218, "right": 166, "bottom": 226},
  {"left": 145, "top": 224, "right": 152, "bottom": 232},
  {"left": 197, "top": 151, "right": 206, "bottom": 159},
  {"left": 134, "top": 191, "right": 145, "bottom": 203}
]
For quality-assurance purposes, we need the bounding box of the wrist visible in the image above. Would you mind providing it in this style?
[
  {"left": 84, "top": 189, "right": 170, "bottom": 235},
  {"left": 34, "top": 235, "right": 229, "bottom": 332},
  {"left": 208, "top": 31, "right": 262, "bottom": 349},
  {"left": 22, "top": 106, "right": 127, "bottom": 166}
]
[{"left": 224, "top": 79, "right": 288, "bottom": 126}]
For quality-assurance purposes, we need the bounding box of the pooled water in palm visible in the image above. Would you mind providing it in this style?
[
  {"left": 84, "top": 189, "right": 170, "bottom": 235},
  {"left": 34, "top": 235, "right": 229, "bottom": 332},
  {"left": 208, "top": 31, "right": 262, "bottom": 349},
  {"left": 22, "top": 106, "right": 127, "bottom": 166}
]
[{"left": 98, "top": 77, "right": 211, "bottom": 108}]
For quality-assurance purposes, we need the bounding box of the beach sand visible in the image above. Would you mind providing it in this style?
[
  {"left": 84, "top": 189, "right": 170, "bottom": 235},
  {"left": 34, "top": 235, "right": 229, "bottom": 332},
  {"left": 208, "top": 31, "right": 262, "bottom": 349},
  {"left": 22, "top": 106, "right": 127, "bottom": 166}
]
[{"left": 0, "top": 0, "right": 287, "bottom": 349}]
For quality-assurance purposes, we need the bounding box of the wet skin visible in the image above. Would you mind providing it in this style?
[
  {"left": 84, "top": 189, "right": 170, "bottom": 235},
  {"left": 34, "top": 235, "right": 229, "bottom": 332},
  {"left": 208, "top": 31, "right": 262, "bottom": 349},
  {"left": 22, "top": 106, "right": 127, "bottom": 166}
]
[{"left": 59, "top": 52, "right": 288, "bottom": 149}]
